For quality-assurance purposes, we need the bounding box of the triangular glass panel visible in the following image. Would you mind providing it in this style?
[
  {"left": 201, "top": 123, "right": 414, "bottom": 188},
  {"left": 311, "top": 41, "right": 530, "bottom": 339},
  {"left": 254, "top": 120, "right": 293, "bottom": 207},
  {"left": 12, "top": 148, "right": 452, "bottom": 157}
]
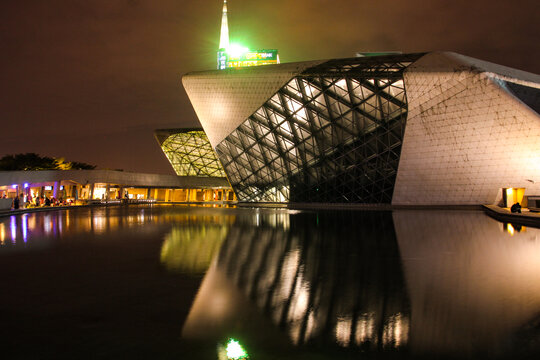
[
  {"left": 331, "top": 79, "right": 350, "bottom": 100},
  {"left": 285, "top": 78, "right": 303, "bottom": 98},
  {"left": 312, "top": 94, "right": 327, "bottom": 112},
  {"left": 283, "top": 94, "right": 304, "bottom": 115},
  {"left": 302, "top": 80, "right": 321, "bottom": 99},
  {"left": 270, "top": 94, "right": 282, "bottom": 109}
]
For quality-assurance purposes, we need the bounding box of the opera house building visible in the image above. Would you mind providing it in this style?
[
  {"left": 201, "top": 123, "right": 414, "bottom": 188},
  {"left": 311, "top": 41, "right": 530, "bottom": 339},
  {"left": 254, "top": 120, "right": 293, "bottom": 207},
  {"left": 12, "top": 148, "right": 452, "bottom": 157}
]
[{"left": 182, "top": 51, "right": 540, "bottom": 206}]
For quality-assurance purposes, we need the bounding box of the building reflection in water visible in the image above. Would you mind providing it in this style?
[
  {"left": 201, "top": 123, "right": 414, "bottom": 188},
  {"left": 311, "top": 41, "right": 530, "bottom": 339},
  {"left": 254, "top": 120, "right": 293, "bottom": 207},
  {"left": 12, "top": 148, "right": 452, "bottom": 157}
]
[
  {"left": 392, "top": 210, "right": 540, "bottom": 358},
  {"left": 182, "top": 210, "right": 411, "bottom": 354},
  {"left": 0, "top": 206, "right": 235, "bottom": 255},
  {"left": 160, "top": 221, "right": 232, "bottom": 275},
  {"left": 4, "top": 205, "right": 540, "bottom": 357},
  {"left": 183, "top": 209, "right": 540, "bottom": 358}
]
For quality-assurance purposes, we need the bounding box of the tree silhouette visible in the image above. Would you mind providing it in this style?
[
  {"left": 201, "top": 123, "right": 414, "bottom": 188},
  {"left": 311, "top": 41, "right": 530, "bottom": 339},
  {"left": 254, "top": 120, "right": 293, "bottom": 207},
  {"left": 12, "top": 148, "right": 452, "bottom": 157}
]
[{"left": 0, "top": 153, "right": 96, "bottom": 171}]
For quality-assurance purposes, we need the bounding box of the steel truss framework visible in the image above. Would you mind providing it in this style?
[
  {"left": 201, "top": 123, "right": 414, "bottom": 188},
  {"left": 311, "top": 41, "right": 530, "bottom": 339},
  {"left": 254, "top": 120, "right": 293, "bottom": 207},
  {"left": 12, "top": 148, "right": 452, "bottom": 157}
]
[
  {"left": 215, "top": 54, "right": 424, "bottom": 202},
  {"left": 159, "top": 129, "right": 227, "bottom": 177}
]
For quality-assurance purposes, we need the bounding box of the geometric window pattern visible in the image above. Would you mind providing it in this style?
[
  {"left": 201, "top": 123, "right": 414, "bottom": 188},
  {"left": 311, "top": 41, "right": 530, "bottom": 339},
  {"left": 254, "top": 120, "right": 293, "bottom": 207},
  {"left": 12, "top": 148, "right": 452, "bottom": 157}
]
[
  {"left": 215, "top": 54, "right": 424, "bottom": 202},
  {"left": 156, "top": 128, "right": 227, "bottom": 177}
]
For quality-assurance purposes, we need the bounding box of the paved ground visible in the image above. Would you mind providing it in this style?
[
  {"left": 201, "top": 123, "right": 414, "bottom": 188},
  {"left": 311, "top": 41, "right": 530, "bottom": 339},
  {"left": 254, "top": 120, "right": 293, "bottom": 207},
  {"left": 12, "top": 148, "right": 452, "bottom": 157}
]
[
  {"left": 483, "top": 205, "right": 540, "bottom": 228},
  {"left": 0, "top": 204, "right": 87, "bottom": 218},
  {"left": 4, "top": 202, "right": 540, "bottom": 229}
]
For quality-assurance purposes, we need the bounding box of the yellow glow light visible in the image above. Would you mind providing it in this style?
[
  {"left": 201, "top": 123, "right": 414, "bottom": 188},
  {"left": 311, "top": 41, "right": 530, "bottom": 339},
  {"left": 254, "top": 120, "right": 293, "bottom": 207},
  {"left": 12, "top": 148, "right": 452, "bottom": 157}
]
[
  {"left": 0, "top": 223, "right": 5, "bottom": 244},
  {"left": 507, "top": 223, "right": 515, "bottom": 236}
]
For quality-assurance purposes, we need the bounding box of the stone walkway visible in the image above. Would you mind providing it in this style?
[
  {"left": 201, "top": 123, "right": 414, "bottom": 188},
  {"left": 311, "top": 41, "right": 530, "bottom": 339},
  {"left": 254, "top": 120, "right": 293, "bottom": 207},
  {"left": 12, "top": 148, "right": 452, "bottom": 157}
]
[
  {"left": 0, "top": 205, "right": 82, "bottom": 218},
  {"left": 483, "top": 204, "right": 540, "bottom": 228}
]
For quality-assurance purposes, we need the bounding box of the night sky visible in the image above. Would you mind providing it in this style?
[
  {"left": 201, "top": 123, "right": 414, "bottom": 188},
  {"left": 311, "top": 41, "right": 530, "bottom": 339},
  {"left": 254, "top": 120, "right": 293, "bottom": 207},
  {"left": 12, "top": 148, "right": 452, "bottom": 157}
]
[{"left": 1, "top": 0, "right": 538, "bottom": 174}]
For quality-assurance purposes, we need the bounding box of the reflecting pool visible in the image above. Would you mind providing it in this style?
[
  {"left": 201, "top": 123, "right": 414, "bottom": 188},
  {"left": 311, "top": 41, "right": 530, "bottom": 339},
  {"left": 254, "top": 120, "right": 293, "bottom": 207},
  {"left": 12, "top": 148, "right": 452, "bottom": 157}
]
[{"left": 1, "top": 206, "right": 540, "bottom": 359}]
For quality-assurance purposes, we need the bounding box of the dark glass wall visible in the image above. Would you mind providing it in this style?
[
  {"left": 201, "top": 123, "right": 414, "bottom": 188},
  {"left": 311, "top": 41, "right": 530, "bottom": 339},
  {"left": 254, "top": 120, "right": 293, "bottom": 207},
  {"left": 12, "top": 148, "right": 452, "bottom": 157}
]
[{"left": 215, "top": 54, "right": 424, "bottom": 203}]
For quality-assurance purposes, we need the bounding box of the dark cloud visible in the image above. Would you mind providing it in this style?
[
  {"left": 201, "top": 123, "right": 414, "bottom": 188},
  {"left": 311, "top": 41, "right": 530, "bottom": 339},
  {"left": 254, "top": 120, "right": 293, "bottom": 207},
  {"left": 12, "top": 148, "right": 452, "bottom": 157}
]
[{"left": 0, "top": 0, "right": 538, "bottom": 173}]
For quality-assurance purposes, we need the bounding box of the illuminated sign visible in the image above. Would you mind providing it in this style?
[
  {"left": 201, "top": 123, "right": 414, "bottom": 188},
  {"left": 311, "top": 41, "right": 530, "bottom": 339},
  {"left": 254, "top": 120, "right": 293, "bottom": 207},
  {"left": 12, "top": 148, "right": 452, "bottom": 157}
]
[
  {"left": 217, "top": 46, "right": 279, "bottom": 70},
  {"left": 217, "top": 50, "right": 228, "bottom": 70},
  {"left": 226, "top": 49, "right": 279, "bottom": 68}
]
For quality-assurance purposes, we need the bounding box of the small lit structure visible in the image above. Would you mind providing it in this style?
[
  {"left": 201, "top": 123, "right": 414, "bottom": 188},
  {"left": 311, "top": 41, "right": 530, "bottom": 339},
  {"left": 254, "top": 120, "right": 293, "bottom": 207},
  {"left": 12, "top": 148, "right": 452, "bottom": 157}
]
[
  {"left": 153, "top": 128, "right": 236, "bottom": 202},
  {"left": 217, "top": 0, "right": 278, "bottom": 70},
  {"left": 154, "top": 128, "right": 227, "bottom": 177}
]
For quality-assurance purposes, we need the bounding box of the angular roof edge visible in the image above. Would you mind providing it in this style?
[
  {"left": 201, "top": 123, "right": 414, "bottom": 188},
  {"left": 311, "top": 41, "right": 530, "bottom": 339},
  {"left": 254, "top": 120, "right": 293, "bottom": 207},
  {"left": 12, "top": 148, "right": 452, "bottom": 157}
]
[
  {"left": 183, "top": 52, "right": 539, "bottom": 84},
  {"left": 406, "top": 51, "right": 540, "bottom": 88},
  {"left": 154, "top": 128, "right": 204, "bottom": 146},
  {"left": 182, "top": 59, "right": 328, "bottom": 79},
  {"left": 0, "top": 170, "right": 230, "bottom": 188}
]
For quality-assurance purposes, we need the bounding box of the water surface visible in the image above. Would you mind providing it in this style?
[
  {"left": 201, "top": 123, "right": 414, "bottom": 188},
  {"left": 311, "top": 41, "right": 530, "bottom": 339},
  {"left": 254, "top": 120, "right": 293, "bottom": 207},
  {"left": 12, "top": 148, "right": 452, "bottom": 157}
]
[{"left": 1, "top": 205, "right": 540, "bottom": 359}]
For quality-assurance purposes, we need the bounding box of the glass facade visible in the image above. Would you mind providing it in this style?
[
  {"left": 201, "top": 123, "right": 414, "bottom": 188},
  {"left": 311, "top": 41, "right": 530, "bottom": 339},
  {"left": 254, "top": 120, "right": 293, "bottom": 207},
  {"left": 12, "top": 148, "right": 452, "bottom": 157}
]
[
  {"left": 215, "top": 54, "right": 424, "bottom": 203},
  {"left": 155, "top": 129, "right": 227, "bottom": 177}
]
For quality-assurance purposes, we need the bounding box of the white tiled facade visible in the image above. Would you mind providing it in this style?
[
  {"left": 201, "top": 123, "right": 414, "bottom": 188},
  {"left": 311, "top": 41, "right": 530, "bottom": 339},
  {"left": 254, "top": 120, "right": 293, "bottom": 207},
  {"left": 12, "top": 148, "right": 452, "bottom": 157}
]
[
  {"left": 182, "top": 52, "right": 540, "bottom": 205},
  {"left": 182, "top": 60, "right": 326, "bottom": 147},
  {"left": 393, "top": 52, "right": 540, "bottom": 205}
]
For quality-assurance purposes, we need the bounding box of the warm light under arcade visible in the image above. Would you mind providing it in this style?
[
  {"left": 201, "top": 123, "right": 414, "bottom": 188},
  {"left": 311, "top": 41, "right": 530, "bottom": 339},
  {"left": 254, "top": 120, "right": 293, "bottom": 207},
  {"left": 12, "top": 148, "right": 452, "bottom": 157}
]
[{"left": 505, "top": 187, "right": 525, "bottom": 207}]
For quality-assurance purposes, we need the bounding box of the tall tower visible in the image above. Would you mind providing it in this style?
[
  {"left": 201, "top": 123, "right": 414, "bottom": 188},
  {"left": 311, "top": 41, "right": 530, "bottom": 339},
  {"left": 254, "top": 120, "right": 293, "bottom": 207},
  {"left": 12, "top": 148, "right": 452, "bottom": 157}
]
[
  {"left": 219, "top": 0, "right": 229, "bottom": 50},
  {"left": 217, "top": 0, "right": 229, "bottom": 70}
]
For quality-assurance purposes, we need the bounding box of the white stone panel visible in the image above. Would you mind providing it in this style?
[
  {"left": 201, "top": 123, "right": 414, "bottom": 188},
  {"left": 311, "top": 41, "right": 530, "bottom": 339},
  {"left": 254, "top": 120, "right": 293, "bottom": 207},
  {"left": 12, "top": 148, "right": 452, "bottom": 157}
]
[
  {"left": 182, "top": 60, "right": 326, "bottom": 148},
  {"left": 394, "top": 52, "right": 540, "bottom": 205}
]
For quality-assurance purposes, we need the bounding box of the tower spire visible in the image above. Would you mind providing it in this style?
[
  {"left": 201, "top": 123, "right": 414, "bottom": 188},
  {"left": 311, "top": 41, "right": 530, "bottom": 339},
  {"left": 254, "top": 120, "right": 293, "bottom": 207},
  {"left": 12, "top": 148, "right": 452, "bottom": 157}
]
[{"left": 219, "top": 0, "right": 229, "bottom": 50}]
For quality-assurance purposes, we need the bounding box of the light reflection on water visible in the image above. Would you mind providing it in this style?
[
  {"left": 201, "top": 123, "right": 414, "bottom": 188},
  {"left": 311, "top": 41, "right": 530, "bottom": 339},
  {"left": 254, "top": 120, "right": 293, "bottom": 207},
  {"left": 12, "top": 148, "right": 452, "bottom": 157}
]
[
  {"left": 160, "top": 220, "right": 233, "bottom": 274},
  {"left": 0, "top": 206, "right": 234, "bottom": 253},
  {"left": 182, "top": 209, "right": 540, "bottom": 359},
  {"left": 2, "top": 206, "right": 540, "bottom": 359},
  {"left": 393, "top": 210, "right": 540, "bottom": 358},
  {"left": 183, "top": 211, "right": 410, "bottom": 356}
]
